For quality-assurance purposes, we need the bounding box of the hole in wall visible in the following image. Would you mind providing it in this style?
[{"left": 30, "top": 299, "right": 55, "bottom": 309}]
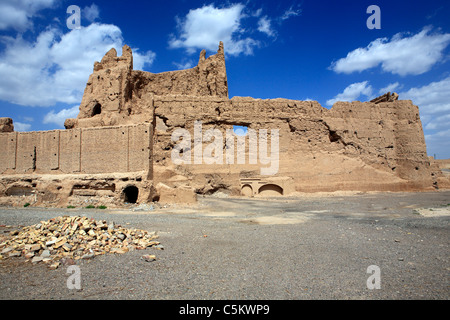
[
  {"left": 123, "top": 185, "right": 139, "bottom": 204},
  {"left": 92, "top": 103, "right": 102, "bottom": 116},
  {"left": 329, "top": 131, "right": 341, "bottom": 143}
]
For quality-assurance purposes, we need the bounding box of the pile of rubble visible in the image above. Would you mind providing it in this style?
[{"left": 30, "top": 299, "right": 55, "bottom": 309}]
[{"left": 0, "top": 216, "right": 161, "bottom": 269}]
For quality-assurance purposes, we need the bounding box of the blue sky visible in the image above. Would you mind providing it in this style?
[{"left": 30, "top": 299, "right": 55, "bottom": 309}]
[{"left": 0, "top": 0, "right": 449, "bottom": 158}]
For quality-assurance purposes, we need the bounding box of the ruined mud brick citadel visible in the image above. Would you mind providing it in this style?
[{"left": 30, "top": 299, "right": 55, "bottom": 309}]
[{"left": 1, "top": 42, "right": 449, "bottom": 207}]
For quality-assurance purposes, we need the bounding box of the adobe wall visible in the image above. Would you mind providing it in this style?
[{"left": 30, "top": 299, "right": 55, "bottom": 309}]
[
  {"left": 0, "top": 123, "right": 152, "bottom": 175},
  {"left": 0, "top": 123, "right": 156, "bottom": 207},
  {"left": 151, "top": 95, "right": 436, "bottom": 195},
  {"left": 64, "top": 43, "right": 228, "bottom": 130}
]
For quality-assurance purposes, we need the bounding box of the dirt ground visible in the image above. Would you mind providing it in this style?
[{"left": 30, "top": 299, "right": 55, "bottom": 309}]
[{"left": 0, "top": 190, "right": 449, "bottom": 300}]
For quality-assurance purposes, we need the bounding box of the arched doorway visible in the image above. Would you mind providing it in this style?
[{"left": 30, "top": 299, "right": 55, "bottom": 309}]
[
  {"left": 123, "top": 185, "right": 139, "bottom": 203},
  {"left": 241, "top": 184, "right": 253, "bottom": 197},
  {"left": 258, "top": 184, "right": 283, "bottom": 196}
]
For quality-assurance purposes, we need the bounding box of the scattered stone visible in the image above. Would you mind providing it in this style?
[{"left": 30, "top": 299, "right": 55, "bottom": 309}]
[
  {"left": 31, "top": 256, "right": 43, "bottom": 263},
  {"left": 40, "top": 250, "right": 51, "bottom": 258},
  {"left": 61, "top": 257, "right": 76, "bottom": 265},
  {"left": 141, "top": 254, "right": 156, "bottom": 262},
  {"left": 62, "top": 243, "right": 73, "bottom": 252},
  {"left": 8, "top": 251, "right": 21, "bottom": 257},
  {"left": 1, "top": 247, "right": 13, "bottom": 254},
  {"left": 29, "top": 244, "right": 41, "bottom": 251},
  {"left": 45, "top": 239, "right": 57, "bottom": 246},
  {"left": 0, "top": 215, "right": 161, "bottom": 269},
  {"left": 24, "top": 252, "right": 35, "bottom": 259},
  {"left": 54, "top": 239, "right": 66, "bottom": 249}
]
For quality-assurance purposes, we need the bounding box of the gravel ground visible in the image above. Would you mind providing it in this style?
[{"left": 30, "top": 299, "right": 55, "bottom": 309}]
[{"left": 0, "top": 190, "right": 449, "bottom": 300}]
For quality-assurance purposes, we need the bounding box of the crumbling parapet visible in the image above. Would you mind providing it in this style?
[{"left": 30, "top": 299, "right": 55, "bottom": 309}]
[
  {"left": 370, "top": 92, "right": 399, "bottom": 104},
  {"left": 65, "top": 42, "right": 228, "bottom": 130},
  {"left": 0, "top": 117, "right": 14, "bottom": 133}
]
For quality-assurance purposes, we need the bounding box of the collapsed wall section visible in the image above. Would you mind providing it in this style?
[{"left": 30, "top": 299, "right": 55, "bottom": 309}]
[{"left": 151, "top": 95, "right": 437, "bottom": 194}]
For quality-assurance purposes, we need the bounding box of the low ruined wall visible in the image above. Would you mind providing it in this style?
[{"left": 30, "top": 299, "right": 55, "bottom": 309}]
[
  {"left": 0, "top": 123, "right": 157, "bottom": 207},
  {"left": 0, "top": 172, "right": 155, "bottom": 208},
  {"left": 0, "top": 123, "right": 152, "bottom": 175}
]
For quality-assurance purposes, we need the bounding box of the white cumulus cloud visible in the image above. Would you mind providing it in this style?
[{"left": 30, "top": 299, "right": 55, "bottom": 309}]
[
  {"left": 400, "top": 76, "right": 450, "bottom": 158},
  {"left": 168, "top": 3, "right": 302, "bottom": 56},
  {"left": 14, "top": 122, "right": 32, "bottom": 132},
  {"left": 83, "top": 3, "right": 100, "bottom": 23},
  {"left": 168, "top": 3, "right": 260, "bottom": 56},
  {"left": 43, "top": 105, "right": 80, "bottom": 127},
  {"left": 0, "top": 0, "right": 57, "bottom": 31},
  {"left": 0, "top": 23, "right": 156, "bottom": 107},
  {"left": 401, "top": 76, "right": 450, "bottom": 115},
  {"left": 326, "top": 81, "right": 373, "bottom": 106},
  {"left": 330, "top": 27, "right": 450, "bottom": 76}
]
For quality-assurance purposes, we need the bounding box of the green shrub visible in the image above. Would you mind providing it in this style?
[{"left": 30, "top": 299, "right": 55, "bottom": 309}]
[
  {"left": 67, "top": 205, "right": 76, "bottom": 209},
  {"left": 97, "top": 205, "right": 107, "bottom": 209},
  {"left": 85, "top": 204, "right": 96, "bottom": 209},
  {"left": 24, "top": 203, "right": 31, "bottom": 207}
]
